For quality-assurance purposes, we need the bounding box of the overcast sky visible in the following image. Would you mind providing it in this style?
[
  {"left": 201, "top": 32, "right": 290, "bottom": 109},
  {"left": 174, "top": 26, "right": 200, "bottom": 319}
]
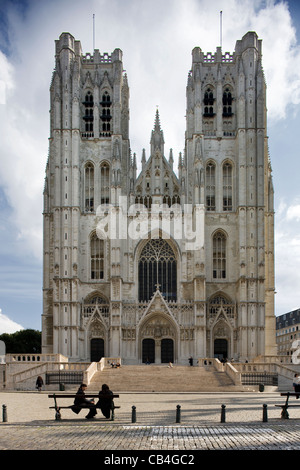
[{"left": 0, "top": 0, "right": 300, "bottom": 333}]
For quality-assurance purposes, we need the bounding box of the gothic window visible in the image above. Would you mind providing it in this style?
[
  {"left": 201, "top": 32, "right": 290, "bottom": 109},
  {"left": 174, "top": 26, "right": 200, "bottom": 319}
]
[
  {"left": 223, "top": 88, "right": 233, "bottom": 116},
  {"left": 213, "top": 231, "right": 226, "bottom": 279},
  {"left": 84, "top": 163, "right": 94, "bottom": 212},
  {"left": 83, "top": 91, "right": 94, "bottom": 134},
  {"left": 138, "top": 238, "right": 177, "bottom": 302},
  {"left": 100, "top": 162, "right": 110, "bottom": 204},
  {"left": 206, "top": 162, "right": 216, "bottom": 211},
  {"left": 204, "top": 88, "right": 215, "bottom": 116},
  {"left": 223, "top": 162, "right": 233, "bottom": 211},
  {"left": 90, "top": 233, "right": 104, "bottom": 280},
  {"left": 100, "top": 91, "right": 112, "bottom": 136},
  {"left": 83, "top": 293, "right": 109, "bottom": 318},
  {"left": 208, "top": 294, "right": 234, "bottom": 318}
]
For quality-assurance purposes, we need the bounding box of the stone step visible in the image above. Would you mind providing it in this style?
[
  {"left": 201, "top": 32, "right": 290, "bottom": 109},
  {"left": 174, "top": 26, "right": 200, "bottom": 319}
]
[{"left": 88, "top": 365, "right": 241, "bottom": 392}]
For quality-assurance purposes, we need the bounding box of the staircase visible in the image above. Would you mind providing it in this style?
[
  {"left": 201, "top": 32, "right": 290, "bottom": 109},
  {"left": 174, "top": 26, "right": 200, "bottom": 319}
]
[{"left": 88, "top": 364, "right": 242, "bottom": 392}]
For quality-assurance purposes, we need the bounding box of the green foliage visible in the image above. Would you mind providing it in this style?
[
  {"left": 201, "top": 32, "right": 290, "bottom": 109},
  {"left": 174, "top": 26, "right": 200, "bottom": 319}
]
[{"left": 0, "top": 329, "right": 41, "bottom": 353}]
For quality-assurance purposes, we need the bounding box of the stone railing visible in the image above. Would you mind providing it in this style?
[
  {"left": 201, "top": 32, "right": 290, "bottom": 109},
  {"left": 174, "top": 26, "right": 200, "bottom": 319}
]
[{"left": 6, "top": 353, "right": 68, "bottom": 363}]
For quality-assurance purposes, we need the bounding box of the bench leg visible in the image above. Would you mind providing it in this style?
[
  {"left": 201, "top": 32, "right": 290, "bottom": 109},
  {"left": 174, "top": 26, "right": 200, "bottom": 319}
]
[
  {"left": 281, "top": 406, "right": 289, "bottom": 419},
  {"left": 111, "top": 404, "right": 115, "bottom": 421},
  {"left": 55, "top": 408, "right": 62, "bottom": 420}
]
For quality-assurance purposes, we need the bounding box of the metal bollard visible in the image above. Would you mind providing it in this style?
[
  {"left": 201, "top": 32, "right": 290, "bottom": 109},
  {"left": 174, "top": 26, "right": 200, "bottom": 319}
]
[
  {"left": 2, "top": 404, "right": 7, "bottom": 422},
  {"left": 131, "top": 405, "right": 136, "bottom": 423},
  {"left": 176, "top": 405, "right": 181, "bottom": 423},
  {"left": 221, "top": 404, "right": 226, "bottom": 423},
  {"left": 263, "top": 404, "right": 268, "bottom": 422}
]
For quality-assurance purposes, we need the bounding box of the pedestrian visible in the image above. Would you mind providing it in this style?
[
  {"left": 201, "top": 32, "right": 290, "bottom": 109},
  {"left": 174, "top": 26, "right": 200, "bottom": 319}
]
[
  {"left": 188, "top": 356, "right": 193, "bottom": 366},
  {"left": 96, "top": 383, "right": 114, "bottom": 419},
  {"left": 72, "top": 383, "right": 97, "bottom": 419},
  {"left": 36, "top": 376, "right": 43, "bottom": 391}
]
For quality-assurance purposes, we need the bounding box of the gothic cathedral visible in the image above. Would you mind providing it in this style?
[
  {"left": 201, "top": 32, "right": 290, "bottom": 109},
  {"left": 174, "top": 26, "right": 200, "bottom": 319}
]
[{"left": 42, "top": 31, "right": 277, "bottom": 363}]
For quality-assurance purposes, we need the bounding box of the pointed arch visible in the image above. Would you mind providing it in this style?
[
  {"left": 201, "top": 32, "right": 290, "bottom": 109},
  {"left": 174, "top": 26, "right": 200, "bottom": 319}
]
[
  {"left": 82, "top": 90, "right": 94, "bottom": 134},
  {"left": 205, "top": 160, "right": 216, "bottom": 211},
  {"left": 90, "top": 232, "right": 105, "bottom": 280},
  {"left": 203, "top": 86, "right": 215, "bottom": 116},
  {"left": 222, "top": 160, "right": 233, "bottom": 211},
  {"left": 222, "top": 86, "right": 233, "bottom": 117},
  {"left": 100, "top": 161, "right": 110, "bottom": 204},
  {"left": 138, "top": 237, "right": 177, "bottom": 302},
  {"left": 100, "top": 90, "right": 112, "bottom": 136},
  {"left": 84, "top": 161, "right": 94, "bottom": 212},
  {"left": 212, "top": 230, "right": 227, "bottom": 279}
]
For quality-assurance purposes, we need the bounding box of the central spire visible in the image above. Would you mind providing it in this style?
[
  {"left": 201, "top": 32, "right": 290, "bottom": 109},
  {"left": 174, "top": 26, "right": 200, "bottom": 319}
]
[{"left": 150, "top": 109, "right": 164, "bottom": 155}]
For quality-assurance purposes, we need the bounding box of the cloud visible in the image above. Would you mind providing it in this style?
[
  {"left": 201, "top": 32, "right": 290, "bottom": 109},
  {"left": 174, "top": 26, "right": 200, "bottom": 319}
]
[
  {"left": 286, "top": 203, "right": 300, "bottom": 221},
  {"left": 275, "top": 198, "right": 300, "bottom": 314},
  {"left": 0, "top": 309, "right": 24, "bottom": 334}
]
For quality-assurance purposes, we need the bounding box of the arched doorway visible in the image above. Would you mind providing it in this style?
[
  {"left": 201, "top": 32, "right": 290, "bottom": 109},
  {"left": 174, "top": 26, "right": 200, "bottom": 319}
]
[
  {"left": 142, "top": 338, "right": 155, "bottom": 363},
  {"left": 90, "top": 338, "right": 104, "bottom": 362},
  {"left": 161, "top": 338, "right": 174, "bottom": 363},
  {"left": 214, "top": 338, "right": 228, "bottom": 360}
]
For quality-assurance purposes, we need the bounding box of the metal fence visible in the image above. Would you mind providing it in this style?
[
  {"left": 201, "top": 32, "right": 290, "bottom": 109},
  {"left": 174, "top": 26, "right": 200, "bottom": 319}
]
[
  {"left": 46, "top": 372, "right": 83, "bottom": 385},
  {"left": 241, "top": 372, "right": 278, "bottom": 386}
]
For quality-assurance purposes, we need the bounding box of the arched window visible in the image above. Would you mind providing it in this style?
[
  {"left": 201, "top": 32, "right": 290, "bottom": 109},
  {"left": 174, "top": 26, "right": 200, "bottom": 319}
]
[
  {"left": 84, "top": 163, "right": 94, "bottom": 212},
  {"left": 206, "top": 162, "right": 216, "bottom": 211},
  {"left": 213, "top": 231, "right": 226, "bottom": 279},
  {"left": 100, "top": 162, "right": 110, "bottom": 204},
  {"left": 138, "top": 238, "right": 177, "bottom": 302},
  {"left": 204, "top": 88, "right": 214, "bottom": 116},
  {"left": 83, "top": 91, "right": 94, "bottom": 133},
  {"left": 208, "top": 294, "right": 234, "bottom": 319},
  {"left": 223, "top": 88, "right": 233, "bottom": 116},
  {"left": 90, "top": 233, "right": 104, "bottom": 280},
  {"left": 100, "top": 91, "right": 112, "bottom": 136},
  {"left": 223, "top": 162, "right": 233, "bottom": 211}
]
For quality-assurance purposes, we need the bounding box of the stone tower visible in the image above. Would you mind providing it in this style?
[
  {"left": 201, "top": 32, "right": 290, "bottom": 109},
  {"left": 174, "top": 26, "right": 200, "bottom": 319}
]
[{"left": 42, "top": 31, "right": 276, "bottom": 363}]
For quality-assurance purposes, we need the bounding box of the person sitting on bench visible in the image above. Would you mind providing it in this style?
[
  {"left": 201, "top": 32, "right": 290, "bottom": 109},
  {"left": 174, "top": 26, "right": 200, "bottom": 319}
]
[
  {"left": 72, "top": 383, "right": 97, "bottom": 419},
  {"left": 96, "top": 383, "right": 114, "bottom": 419},
  {"left": 293, "top": 374, "right": 300, "bottom": 396}
]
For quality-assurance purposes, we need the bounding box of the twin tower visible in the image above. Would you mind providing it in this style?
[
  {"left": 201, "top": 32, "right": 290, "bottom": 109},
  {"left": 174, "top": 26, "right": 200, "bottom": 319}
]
[{"left": 42, "top": 31, "right": 276, "bottom": 364}]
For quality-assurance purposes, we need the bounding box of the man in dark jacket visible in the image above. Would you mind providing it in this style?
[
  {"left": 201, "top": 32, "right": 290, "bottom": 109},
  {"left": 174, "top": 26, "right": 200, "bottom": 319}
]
[{"left": 72, "top": 383, "right": 97, "bottom": 419}]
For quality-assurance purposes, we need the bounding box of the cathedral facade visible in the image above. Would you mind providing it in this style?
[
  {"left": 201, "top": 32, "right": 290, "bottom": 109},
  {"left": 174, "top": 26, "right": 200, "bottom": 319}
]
[{"left": 42, "top": 31, "right": 277, "bottom": 363}]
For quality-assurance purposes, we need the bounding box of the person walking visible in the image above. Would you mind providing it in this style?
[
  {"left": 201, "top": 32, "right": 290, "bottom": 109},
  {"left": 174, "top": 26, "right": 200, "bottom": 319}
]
[{"left": 36, "top": 376, "right": 43, "bottom": 391}]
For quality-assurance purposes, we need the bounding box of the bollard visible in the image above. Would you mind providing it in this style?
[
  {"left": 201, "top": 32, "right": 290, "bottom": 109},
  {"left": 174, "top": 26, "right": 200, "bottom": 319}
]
[
  {"left": 132, "top": 405, "right": 136, "bottom": 423},
  {"left": 2, "top": 404, "right": 7, "bottom": 423},
  {"left": 176, "top": 405, "right": 181, "bottom": 423},
  {"left": 263, "top": 404, "right": 268, "bottom": 422},
  {"left": 221, "top": 404, "right": 226, "bottom": 423}
]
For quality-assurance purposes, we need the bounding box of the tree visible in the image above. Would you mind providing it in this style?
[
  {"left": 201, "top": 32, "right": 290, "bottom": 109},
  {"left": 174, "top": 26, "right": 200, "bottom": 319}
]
[{"left": 0, "top": 329, "right": 41, "bottom": 354}]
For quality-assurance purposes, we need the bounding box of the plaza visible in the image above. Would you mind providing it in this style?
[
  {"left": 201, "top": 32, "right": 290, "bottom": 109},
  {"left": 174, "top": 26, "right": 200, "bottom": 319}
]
[{"left": 0, "top": 390, "right": 300, "bottom": 451}]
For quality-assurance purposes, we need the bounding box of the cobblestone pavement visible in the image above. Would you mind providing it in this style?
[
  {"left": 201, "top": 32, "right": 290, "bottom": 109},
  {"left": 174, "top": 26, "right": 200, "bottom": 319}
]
[{"left": 0, "top": 391, "right": 300, "bottom": 452}]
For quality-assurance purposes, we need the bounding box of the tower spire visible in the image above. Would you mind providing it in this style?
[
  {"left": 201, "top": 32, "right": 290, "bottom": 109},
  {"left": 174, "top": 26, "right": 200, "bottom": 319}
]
[{"left": 151, "top": 108, "right": 164, "bottom": 155}]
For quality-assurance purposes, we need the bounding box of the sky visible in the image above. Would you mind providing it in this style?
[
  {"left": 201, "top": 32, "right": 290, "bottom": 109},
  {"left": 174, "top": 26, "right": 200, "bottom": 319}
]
[{"left": 0, "top": 0, "right": 300, "bottom": 333}]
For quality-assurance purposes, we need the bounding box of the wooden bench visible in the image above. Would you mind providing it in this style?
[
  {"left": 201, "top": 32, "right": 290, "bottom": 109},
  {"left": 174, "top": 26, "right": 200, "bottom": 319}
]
[
  {"left": 48, "top": 393, "right": 120, "bottom": 421},
  {"left": 275, "top": 392, "right": 300, "bottom": 419}
]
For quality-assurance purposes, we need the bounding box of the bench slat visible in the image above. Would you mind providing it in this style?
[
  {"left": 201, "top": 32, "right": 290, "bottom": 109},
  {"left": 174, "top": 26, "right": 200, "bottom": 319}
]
[
  {"left": 48, "top": 394, "right": 119, "bottom": 398},
  {"left": 49, "top": 405, "right": 120, "bottom": 409}
]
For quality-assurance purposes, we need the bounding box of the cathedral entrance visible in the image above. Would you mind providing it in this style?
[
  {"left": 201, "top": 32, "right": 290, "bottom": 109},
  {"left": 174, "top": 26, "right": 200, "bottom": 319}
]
[
  {"left": 161, "top": 338, "right": 174, "bottom": 363},
  {"left": 214, "top": 338, "right": 228, "bottom": 360},
  {"left": 90, "top": 338, "right": 104, "bottom": 362},
  {"left": 142, "top": 338, "right": 155, "bottom": 363}
]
